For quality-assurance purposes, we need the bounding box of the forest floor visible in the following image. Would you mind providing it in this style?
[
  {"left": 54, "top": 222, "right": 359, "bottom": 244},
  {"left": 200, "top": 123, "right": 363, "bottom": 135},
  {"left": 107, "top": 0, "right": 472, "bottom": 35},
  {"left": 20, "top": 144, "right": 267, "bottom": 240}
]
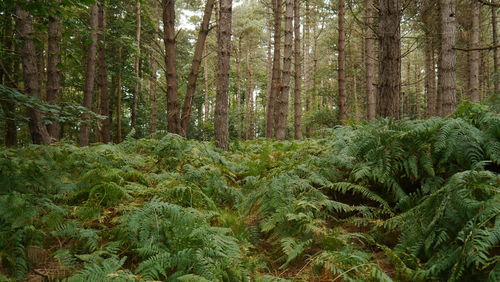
[{"left": 0, "top": 103, "right": 498, "bottom": 281}]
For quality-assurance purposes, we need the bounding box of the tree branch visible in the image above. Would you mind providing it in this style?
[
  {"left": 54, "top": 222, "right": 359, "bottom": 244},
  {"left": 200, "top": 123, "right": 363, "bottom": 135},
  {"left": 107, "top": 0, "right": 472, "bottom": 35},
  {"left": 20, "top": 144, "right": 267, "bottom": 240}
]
[
  {"left": 477, "top": 0, "right": 500, "bottom": 8},
  {"left": 453, "top": 44, "right": 500, "bottom": 51}
]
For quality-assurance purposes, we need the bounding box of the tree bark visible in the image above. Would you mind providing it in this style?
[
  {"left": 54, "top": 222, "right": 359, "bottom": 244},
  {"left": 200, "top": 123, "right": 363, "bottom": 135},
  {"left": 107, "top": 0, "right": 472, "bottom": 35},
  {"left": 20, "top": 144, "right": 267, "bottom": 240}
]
[
  {"left": 492, "top": 4, "right": 500, "bottom": 93},
  {"left": 246, "top": 51, "right": 255, "bottom": 140},
  {"left": 78, "top": 5, "right": 98, "bottom": 146},
  {"left": 469, "top": 0, "right": 481, "bottom": 102},
  {"left": 235, "top": 37, "right": 242, "bottom": 139},
  {"left": 376, "top": 0, "right": 401, "bottom": 119},
  {"left": 293, "top": 0, "right": 302, "bottom": 139},
  {"left": 266, "top": 0, "right": 282, "bottom": 138},
  {"left": 180, "top": 0, "right": 215, "bottom": 136},
  {"left": 276, "top": 0, "right": 293, "bottom": 140},
  {"left": 97, "top": 3, "right": 110, "bottom": 143},
  {"left": 365, "top": 0, "right": 376, "bottom": 119},
  {"left": 46, "top": 0, "right": 61, "bottom": 140},
  {"left": 116, "top": 48, "right": 123, "bottom": 143},
  {"left": 338, "top": 0, "right": 347, "bottom": 122},
  {"left": 150, "top": 53, "right": 158, "bottom": 134},
  {"left": 1, "top": 12, "right": 17, "bottom": 146},
  {"left": 204, "top": 48, "right": 210, "bottom": 122},
  {"left": 163, "top": 0, "right": 180, "bottom": 134},
  {"left": 439, "top": 0, "right": 457, "bottom": 116},
  {"left": 424, "top": 42, "right": 437, "bottom": 117},
  {"left": 131, "top": 1, "right": 141, "bottom": 133},
  {"left": 16, "top": 5, "right": 51, "bottom": 145},
  {"left": 214, "top": 0, "right": 233, "bottom": 150}
]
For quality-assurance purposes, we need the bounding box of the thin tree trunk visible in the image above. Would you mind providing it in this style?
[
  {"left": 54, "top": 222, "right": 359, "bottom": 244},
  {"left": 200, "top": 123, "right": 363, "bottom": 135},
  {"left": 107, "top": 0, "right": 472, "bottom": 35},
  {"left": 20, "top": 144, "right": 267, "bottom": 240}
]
[
  {"left": 266, "top": 0, "right": 282, "bottom": 138},
  {"left": 439, "top": 0, "right": 457, "bottom": 116},
  {"left": 492, "top": 4, "right": 500, "bottom": 93},
  {"left": 78, "top": 5, "right": 98, "bottom": 146},
  {"left": 246, "top": 52, "right": 255, "bottom": 140},
  {"left": 469, "top": 0, "right": 481, "bottom": 102},
  {"left": 365, "top": 0, "right": 376, "bottom": 119},
  {"left": 163, "top": 0, "right": 180, "bottom": 134},
  {"left": 204, "top": 48, "right": 210, "bottom": 122},
  {"left": 276, "top": 0, "right": 293, "bottom": 140},
  {"left": 304, "top": 1, "right": 312, "bottom": 136},
  {"left": 1, "top": 12, "right": 17, "bottom": 146},
  {"left": 150, "top": 53, "right": 158, "bottom": 134},
  {"left": 214, "top": 0, "right": 233, "bottom": 150},
  {"left": 424, "top": 36, "right": 437, "bottom": 117},
  {"left": 16, "top": 5, "right": 51, "bottom": 145},
  {"left": 235, "top": 37, "right": 242, "bottom": 139},
  {"left": 338, "top": 0, "right": 347, "bottom": 122},
  {"left": 131, "top": 1, "right": 141, "bottom": 133},
  {"left": 116, "top": 48, "right": 123, "bottom": 143},
  {"left": 46, "top": 0, "right": 61, "bottom": 140},
  {"left": 98, "top": 3, "right": 110, "bottom": 143},
  {"left": 265, "top": 17, "right": 273, "bottom": 118},
  {"left": 377, "top": 0, "right": 401, "bottom": 118},
  {"left": 180, "top": 0, "right": 215, "bottom": 136},
  {"left": 293, "top": 0, "right": 302, "bottom": 140}
]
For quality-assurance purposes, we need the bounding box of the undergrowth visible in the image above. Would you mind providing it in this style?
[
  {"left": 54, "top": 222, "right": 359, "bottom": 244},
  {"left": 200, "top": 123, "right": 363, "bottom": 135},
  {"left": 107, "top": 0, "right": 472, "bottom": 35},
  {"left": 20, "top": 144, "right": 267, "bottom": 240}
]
[{"left": 0, "top": 103, "right": 498, "bottom": 281}]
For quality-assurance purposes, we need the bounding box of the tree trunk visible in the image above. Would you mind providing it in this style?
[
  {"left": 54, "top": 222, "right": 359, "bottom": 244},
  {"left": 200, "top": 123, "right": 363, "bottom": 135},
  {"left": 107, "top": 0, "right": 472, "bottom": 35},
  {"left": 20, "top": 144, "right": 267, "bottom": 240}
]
[
  {"left": 116, "top": 48, "right": 123, "bottom": 143},
  {"left": 376, "top": 0, "right": 401, "bottom": 119},
  {"left": 492, "top": 4, "right": 500, "bottom": 94},
  {"left": 214, "top": 0, "right": 233, "bottom": 150},
  {"left": 235, "top": 37, "right": 242, "bottom": 139},
  {"left": 246, "top": 52, "right": 255, "bottom": 140},
  {"left": 1, "top": 12, "right": 17, "bottom": 146},
  {"left": 293, "top": 0, "right": 302, "bottom": 139},
  {"left": 469, "top": 0, "right": 481, "bottom": 102},
  {"left": 78, "top": 5, "right": 98, "bottom": 146},
  {"left": 439, "top": 0, "right": 457, "bottom": 116},
  {"left": 16, "top": 5, "right": 51, "bottom": 145},
  {"left": 424, "top": 34, "right": 437, "bottom": 116},
  {"left": 180, "top": 0, "right": 215, "bottom": 136},
  {"left": 338, "top": 0, "right": 347, "bottom": 122},
  {"left": 98, "top": 3, "right": 110, "bottom": 143},
  {"left": 150, "top": 53, "right": 158, "bottom": 134},
  {"left": 276, "top": 0, "right": 293, "bottom": 140},
  {"left": 163, "top": 0, "right": 180, "bottom": 134},
  {"left": 365, "top": 0, "right": 376, "bottom": 119},
  {"left": 304, "top": 1, "right": 312, "bottom": 136},
  {"left": 266, "top": 0, "right": 282, "bottom": 138},
  {"left": 204, "top": 48, "right": 210, "bottom": 122},
  {"left": 46, "top": 0, "right": 61, "bottom": 140},
  {"left": 131, "top": 1, "right": 141, "bottom": 133}
]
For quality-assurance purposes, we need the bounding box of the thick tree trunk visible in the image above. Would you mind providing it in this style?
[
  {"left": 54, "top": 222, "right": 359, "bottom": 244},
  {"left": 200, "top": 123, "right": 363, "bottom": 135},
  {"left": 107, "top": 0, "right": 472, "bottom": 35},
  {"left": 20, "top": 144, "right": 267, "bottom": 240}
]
[
  {"left": 78, "top": 5, "right": 98, "bottom": 146},
  {"left": 16, "top": 5, "right": 51, "bottom": 145},
  {"left": 293, "top": 0, "right": 302, "bottom": 140},
  {"left": 376, "top": 0, "right": 401, "bottom": 119},
  {"left": 266, "top": 0, "right": 282, "bottom": 138},
  {"left": 439, "top": 0, "right": 457, "bottom": 116},
  {"left": 276, "top": 0, "right": 293, "bottom": 140},
  {"left": 492, "top": 5, "right": 500, "bottom": 93},
  {"left": 180, "top": 0, "right": 215, "bottom": 136},
  {"left": 131, "top": 1, "right": 141, "bottom": 133},
  {"left": 46, "top": 0, "right": 61, "bottom": 140},
  {"left": 338, "top": 0, "right": 347, "bottom": 122},
  {"left": 469, "top": 0, "right": 481, "bottom": 102},
  {"left": 214, "top": 0, "right": 233, "bottom": 150},
  {"left": 365, "top": 0, "right": 376, "bottom": 119},
  {"left": 163, "top": 0, "right": 180, "bottom": 134},
  {"left": 98, "top": 3, "right": 110, "bottom": 143}
]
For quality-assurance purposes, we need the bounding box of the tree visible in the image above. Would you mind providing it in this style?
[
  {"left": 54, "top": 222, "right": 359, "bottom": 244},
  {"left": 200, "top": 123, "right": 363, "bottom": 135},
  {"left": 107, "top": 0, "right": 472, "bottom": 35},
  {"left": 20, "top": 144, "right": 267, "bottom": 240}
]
[
  {"left": 180, "top": 0, "right": 216, "bottom": 137},
  {"left": 214, "top": 0, "right": 233, "bottom": 150},
  {"left": 469, "top": 0, "right": 480, "bottom": 102},
  {"left": 46, "top": 0, "right": 61, "bottom": 140},
  {"left": 1, "top": 10, "right": 17, "bottom": 146},
  {"left": 293, "top": 0, "right": 302, "bottom": 139},
  {"left": 422, "top": 0, "right": 437, "bottom": 117},
  {"left": 98, "top": 2, "right": 110, "bottom": 143},
  {"left": 131, "top": 0, "right": 141, "bottom": 133},
  {"left": 78, "top": 5, "right": 99, "bottom": 146},
  {"left": 337, "top": 0, "right": 347, "bottom": 122},
  {"left": 365, "top": 0, "right": 376, "bottom": 119},
  {"left": 439, "top": 0, "right": 457, "bottom": 116},
  {"left": 16, "top": 4, "right": 51, "bottom": 145},
  {"left": 163, "top": 0, "right": 180, "bottom": 134},
  {"left": 266, "top": 0, "right": 281, "bottom": 138},
  {"left": 377, "top": 0, "right": 401, "bottom": 118},
  {"left": 492, "top": 3, "right": 499, "bottom": 94},
  {"left": 275, "top": 0, "right": 293, "bottom": 140}
]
